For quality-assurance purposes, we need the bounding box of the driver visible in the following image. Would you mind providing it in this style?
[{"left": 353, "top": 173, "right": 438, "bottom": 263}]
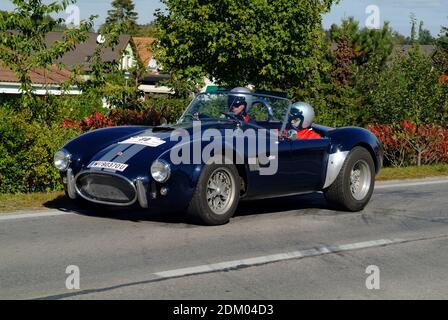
[
  {"left": 286, "top": 102, "right": 322, "bottom": 139},
  {"left": 229, "top": 96, "right": 252, "bottom": 123}
]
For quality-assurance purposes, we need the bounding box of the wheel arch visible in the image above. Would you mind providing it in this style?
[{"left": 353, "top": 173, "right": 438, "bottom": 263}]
[
  {"left": 328, "top": 127, "right": 383, "bottom": 174},
  {"left": 192, "top": 145, "right": 250, "bottom": 197},
  {"left": 323, "top": 127, "right": 383, "bottom": 189},
  {"left": 353, "top": 142, "right": 381, "bottom": 175}
]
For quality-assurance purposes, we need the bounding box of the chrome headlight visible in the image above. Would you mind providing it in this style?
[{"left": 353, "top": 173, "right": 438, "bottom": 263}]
[
  {"left": 54, "top": 149, "right": 71, "bottom": 171},
  {"left": 150, "top": 159, "right": 171, "bottom": 183}
]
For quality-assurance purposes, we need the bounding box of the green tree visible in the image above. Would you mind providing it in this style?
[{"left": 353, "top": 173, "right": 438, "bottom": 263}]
[
  {"left": 410, "top": 13, "right": 417, "bottom": 43},
  {"left": 311, "top": 35, "right": 362, "bottom": 128},
  {"left": 329, "top": 17, "right": 360, "bottom": 43},
  {"left": 418, "top": 21, "right": 434, "bottom": 45},
  {"left": 132, "top": 22, "right": 158, "bottom": 37},
  {"left": 0, "top": 0, "right": 94, "bottom": 102},
  {"left": 391, "top": 30, "right": 409, "bottom": 45},
  {"left": 439, "top": 24, "right": 448, "bottom": 50},
  {"left": 73, "top": 19, "right": 146, "bottom": 110},
  {"left": 434, "top": 23, "right": 448, "bottom": 74},
  {"left": 329, "top": 17, "right": 394, "bottom": 66},
  {"left": 357, "top": 46, "right": 448, "bottom": 126},
  {"left": 105, "top": 0, "right": 139, "bottom": 34},
  {"left": 316, "top": 17, "right": 394, "bottom": 127},
  {"left": 154, "top": 0, "right": 336, "bottom": 97}
]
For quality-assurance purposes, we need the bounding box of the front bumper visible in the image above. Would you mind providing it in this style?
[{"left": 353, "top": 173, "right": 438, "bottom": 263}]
[{"left": 65, "top": 169, "right": 149, "bottom": 208}]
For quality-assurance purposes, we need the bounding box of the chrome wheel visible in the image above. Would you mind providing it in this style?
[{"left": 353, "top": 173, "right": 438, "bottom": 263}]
[
  {"left": 206, "top": 168, "right": 235, "bottom": 215},
  {"left": 350, "top": 160, "right": 372, "bottom": 201}
]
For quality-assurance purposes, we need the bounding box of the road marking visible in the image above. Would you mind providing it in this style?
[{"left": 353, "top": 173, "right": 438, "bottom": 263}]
[
  {"left": 0, "top": 211, "right": 74, "bottom": 221},
  {"left": 153, "top": 239, "right": 398, "bottom": 279},
  {"left": 375, "top": 179, "right": 448, "bottom": 190}
]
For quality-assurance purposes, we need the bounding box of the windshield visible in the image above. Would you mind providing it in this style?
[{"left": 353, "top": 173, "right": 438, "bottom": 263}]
[{"left": 177, "top": 92, "right": 292, "bottom": 128}]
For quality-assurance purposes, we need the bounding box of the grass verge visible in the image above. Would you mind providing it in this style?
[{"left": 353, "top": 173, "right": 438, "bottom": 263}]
[
  {"left": 376, "top": 164, "right": 448, "bottom": 181},
  {"left": 0, "top": 165, "right": 448, "bottom": 214},
  {"left": 0, "top": 191, "right": 65, "bottom": 214}
]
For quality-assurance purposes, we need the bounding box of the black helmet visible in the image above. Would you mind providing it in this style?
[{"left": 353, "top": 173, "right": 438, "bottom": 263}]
[
  {"left": 228, "top": 87, "right": 251, "bottom": 112},
  {"left": 229, "top": 96, "right": 247, "bottom": 111}
]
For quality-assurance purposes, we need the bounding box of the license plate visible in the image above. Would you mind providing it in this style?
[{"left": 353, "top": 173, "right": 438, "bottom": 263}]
[{"left": 88, "top": 161, "right": 129, "bottom": 172}]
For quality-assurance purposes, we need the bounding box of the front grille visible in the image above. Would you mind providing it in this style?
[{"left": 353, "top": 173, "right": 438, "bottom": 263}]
[{"left": 76, "top": 172, "right": 136, "bottom": 205}]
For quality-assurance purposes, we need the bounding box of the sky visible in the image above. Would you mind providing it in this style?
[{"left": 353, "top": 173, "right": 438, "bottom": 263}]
[{"left": 0, "top": 0, "right": 447, "bottom": 37}]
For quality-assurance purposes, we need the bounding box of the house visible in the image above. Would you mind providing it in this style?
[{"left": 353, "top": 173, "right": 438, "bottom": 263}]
[
  {"left": 132, "top": 36, "right": 173, "bottom": 94},
  {"left": 0, "top": 64, "right": 80, "bottom": 96},
  {"left": 45, "top": 32, "right": 137, "bottom": 76},
  {"left": 393, "top": 44, "right": 437, "bottom": 57},
  {"left": 132, "top": 37, "right": 158, "bottom": 71},
  {"left": 0, "top": 32, "right": 137, "bottom": 99},
  {"left": 331, "top": 42, "right": 437, "bottom": 57},
  {"left": 0, "top": 32, "right": 137, "bottom": 97}
]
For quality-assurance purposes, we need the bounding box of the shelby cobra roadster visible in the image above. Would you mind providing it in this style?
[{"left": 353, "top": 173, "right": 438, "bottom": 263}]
[{"left": 54, "top": 88, "right": 383, "bottom": 225}]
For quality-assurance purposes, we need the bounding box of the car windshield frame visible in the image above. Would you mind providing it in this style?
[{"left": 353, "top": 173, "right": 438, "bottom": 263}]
[{"left": 177, "top": 92, "right": 293, "bottom": 133}]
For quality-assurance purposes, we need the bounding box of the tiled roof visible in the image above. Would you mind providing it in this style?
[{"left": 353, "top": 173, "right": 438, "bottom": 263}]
[
  {"left": 0, "top": 64, "right": 72, "bottom": 85},
  {"left": 132, "top": 37, "right": 157, "bottom": 67},
  {"left": 394, "top": 44, "right": 437, "bottom": 57},
  {"left": 331, "top": 42, "right": 437, "bottom": 57},
  {"left": 44, "top": 32, "right": 132, "bottom": 71}
]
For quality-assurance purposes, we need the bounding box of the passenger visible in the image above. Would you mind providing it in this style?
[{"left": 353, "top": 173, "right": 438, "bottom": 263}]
[{"left": 286, "top": 102, "right": 322, "bottom": 139}]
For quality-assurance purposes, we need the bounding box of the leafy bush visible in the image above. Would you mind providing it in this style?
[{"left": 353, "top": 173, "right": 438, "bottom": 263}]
[
  {"left": 0, "top": 93, "right": 103, "bottom": 125},
  {"left": 0, "top": 94, "right": 190, "bottom": 194},
  {"left": 328, "top": 18, "right": 394, "bottom": 66},
  {"left": 62, "top": 96, "right": 191, "bottom": 131},
  {"left": 83, "top": 72, "right": 147, "bottom": 111},
  {"left": 312, "top": 24, "right": 448, "bottom": 129},
  {"left": 58, "top": 92, "right": 105, "bottom": 121},
  {"left": 0, "top": 109, "right": 80, "bottom": 193},
  {"left": 356, "top": 47, "right": 448, "bottom": 126},
  {"left": 63, "top": 109, "right": 164, "bottom": 131},
  {"left": 307, "top": 39, "right": 362, "bottom": 128},
  {"left": 368, "top": 121, "right": 448, "bottom": 167},
  {"left": 145, "top": 96, "right": 191, "bottom": 124}
]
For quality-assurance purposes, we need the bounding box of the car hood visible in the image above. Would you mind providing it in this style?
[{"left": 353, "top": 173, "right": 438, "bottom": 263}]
[{"left": 84, "top": 121, "right": 238, "bottom": 179}]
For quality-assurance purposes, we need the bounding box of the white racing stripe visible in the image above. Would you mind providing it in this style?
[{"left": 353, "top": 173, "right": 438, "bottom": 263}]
[
  {"left": 0, "top": 211, "right": 74, "bottom": 221},
  {"left": 153, "top": 239, "right": 398, "bottom": 278}
]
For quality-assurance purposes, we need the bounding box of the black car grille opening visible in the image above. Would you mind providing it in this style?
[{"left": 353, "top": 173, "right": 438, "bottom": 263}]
[{"left": 76, "top": 173, "right": 136, "bottom": 205}]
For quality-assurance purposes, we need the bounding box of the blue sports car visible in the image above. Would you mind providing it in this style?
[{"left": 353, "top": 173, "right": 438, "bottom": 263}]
[{"left": 54, "top": 88, "right": 383, "bottom": 225}]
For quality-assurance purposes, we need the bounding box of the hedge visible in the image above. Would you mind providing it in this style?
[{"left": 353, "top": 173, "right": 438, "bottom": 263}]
[
  {"left": 0, "top": 96, "right": 189, "bottom": 193},
  {"left": 0, "top": 108, "right": 80, "bottom": 193},
  {"left": 368, "top": 121, "right": 448, "bottom": 167}
]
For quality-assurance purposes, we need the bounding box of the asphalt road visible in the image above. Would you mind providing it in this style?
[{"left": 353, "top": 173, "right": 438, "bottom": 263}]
[{"left": 1, "top": 178, "right": 448, "bottom": 300}]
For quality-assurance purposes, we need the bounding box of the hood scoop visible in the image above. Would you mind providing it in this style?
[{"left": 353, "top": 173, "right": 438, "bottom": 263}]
[{"left": 152, "top": 125, "right": 177, "bottom": 132}]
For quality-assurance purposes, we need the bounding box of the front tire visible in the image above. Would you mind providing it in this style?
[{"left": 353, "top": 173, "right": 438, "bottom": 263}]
[
  {"left": 187, "top": 164, "right": 240, "bottom": 225},
  {"left": 324, "top": 147, "right": 375, "bottom": 212}
]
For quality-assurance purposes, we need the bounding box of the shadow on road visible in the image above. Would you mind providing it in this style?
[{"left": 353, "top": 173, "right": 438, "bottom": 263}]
[
  {"left": 43, "top": 192, "right": 336, "bottom": 225},
  {"left": 236, "top": 192, "right": 333, "bottom": 217}
]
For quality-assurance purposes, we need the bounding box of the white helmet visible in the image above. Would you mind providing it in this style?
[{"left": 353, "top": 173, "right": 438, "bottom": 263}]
[{"left": 289, "top": 102, "right": 315, "bottom": 129}]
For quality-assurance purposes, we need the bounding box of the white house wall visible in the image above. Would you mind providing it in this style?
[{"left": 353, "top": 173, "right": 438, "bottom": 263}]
[{"left": 0, "top": 82, "right": 81, "bottom": 96}]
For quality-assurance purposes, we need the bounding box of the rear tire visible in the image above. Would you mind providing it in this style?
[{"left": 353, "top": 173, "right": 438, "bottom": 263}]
[
  {"left": 187, "top": 164, "right": 240, "bottom": 225},
  {"left": 324, "top": 147, "right": 375, "bottom": 212}
]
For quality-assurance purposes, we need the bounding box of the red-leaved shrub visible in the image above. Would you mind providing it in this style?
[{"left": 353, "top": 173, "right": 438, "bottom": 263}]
[
  {"left": 368, "top": 121, "right": 448, "bottom": 167},
  {"left": 62, "top": 109, "right": 163, "bottom": 131}
]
